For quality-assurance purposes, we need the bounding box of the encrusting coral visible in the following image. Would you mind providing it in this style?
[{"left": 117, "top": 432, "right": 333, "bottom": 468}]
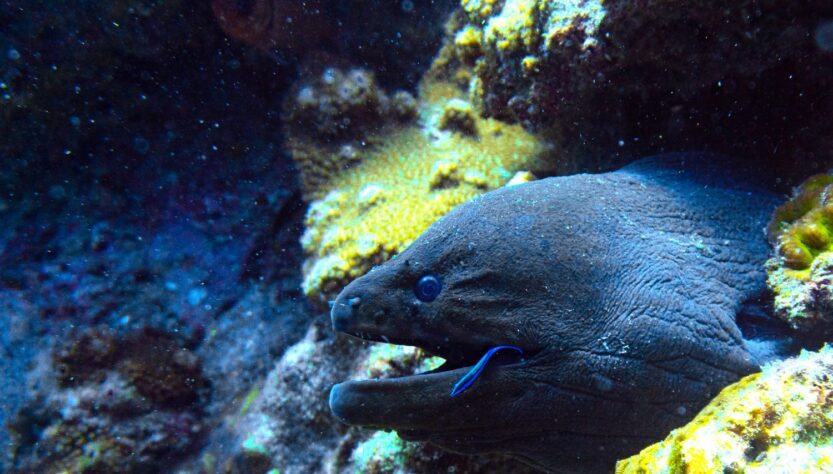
[
  {"left": 765, "top": 174, "right": 833, "bottom": 334},
  {"left": 432, "top": 0, "right": 833, "bottom": 180},
  {"left": 287, "top": 61, "right": 555, "bottom": 305},
  {"left": 616, "top": 346, "right": 833, "bottom": 474},
  {"left": 452, "top": 0, "right": 829, "bottom": 123},
  {"left": 455, "top": 0, "right": 606, "bottom": 123}
]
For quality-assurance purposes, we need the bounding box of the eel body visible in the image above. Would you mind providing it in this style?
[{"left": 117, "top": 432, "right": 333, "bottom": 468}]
[{"left": 329, "top": 154, "right": 785, "bottom": 473}]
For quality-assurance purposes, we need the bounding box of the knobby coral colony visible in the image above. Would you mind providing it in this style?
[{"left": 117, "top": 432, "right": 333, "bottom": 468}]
[
  {"left": 453, "top": 0, "right": 607, "bottom": 123},
  {"left": 288, "top": 63, "right": 554, "bottom": 305},
  {"left": 766, "top": 174, "right": 833, "bottom": 335},
  {"left": 616, "top": 346, "right": 833, "bottom": 474}
]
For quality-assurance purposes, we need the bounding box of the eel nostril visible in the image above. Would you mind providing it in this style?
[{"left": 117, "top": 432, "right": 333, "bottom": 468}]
[{"left": 331, "top": 296, "right": 359, "bottom": 332}]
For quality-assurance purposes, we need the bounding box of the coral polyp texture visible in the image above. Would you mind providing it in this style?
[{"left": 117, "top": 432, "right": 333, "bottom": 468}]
[
  {"left": 616, "top": 346, "right": 833, "bottom": 474},
  {"left": 766, "top": 174, "right": 833, "bottom": 333},
  {"left": 287, "top": 66, "right": 554, "bottom": 304}
]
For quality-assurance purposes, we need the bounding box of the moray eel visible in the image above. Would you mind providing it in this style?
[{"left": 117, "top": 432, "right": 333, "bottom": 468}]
[{"left": 329, "top": 154, "right": 789, "bottom": 473}]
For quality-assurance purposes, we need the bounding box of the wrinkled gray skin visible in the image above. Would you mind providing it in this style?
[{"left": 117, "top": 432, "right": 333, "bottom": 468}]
[{"left": 329, "top": 154, "right": 785, "bottom": 473}]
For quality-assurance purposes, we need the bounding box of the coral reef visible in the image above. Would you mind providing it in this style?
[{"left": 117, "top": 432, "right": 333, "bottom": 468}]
[
  {"left": 289, "top": 65, "right": 556, "bottom": 304},
  {"left": 10, "top": 329, "right": 208, "bottom": 473},
  {"left": 0, "top": 38, "right": 313, "bottom": 462},
  {"left": 616, "top": 346, "right": 833, "bottom": 474},
  {"left": 358, "top": 342, "right": 443, "bottom": 380},
  {"left": 766, "top": 174, "right": 833, "bottom": 334},
  {"left": 435, "top": 0, "right": 833, "bottom": 176},
  {"left": 0, "top": 124, "right": 311, "bottom": 468}
]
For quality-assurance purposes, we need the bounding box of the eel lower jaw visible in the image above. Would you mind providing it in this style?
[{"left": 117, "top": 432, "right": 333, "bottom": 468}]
[
  {"left": 330, "top": 323, "right": 529, "bottom": 428},
  {"left": 330, "top": 366, "right": 468, "bottom": 424},
  {"left": 329, "top": 354, "right": 529, "bottom": 429}
]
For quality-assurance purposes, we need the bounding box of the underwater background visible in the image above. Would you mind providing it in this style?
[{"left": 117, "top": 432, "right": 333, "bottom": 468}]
[{"left": 1, "top": 0, "right": 833, "bottom": 472}]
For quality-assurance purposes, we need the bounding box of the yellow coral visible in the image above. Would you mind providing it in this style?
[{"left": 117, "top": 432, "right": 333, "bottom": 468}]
[
  {"left": 463, "top": 0, "right": 606, "bottom": 55},
  {"left": 616, "top": 347, "right": 833, "bottom": 474},
  {"left": 296, "top": 76, "right": 553, "bottom": 304},
  {"left": 437, "top": 98, "right": 478, "bottom": 135},
  {"left": 768, "top": 174, "right": 833, "bottom": 275},
  {"left": 521, "top": 55, "right": 540, "bottom": 74},
  {"left": 461, "top": 0, "right": 501, "bottom": 23},
  {"left": 454, "top": 25, "right": 483, "bottom": 63},
  {"left": 506, "top": 170, "right": 536, "bottom": 186},
  {"left": 765, "top": 174, "right": 833, "bottom": 331},
  {"left": 483, "top": 0, "right": 540, "bottom": 52}
]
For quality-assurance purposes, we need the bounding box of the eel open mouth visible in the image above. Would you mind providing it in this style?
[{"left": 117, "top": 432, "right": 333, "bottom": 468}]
[
  {"left": 336, "top": 324, "right": 524, "bottom": 375},
  {"left": 328, "top": 296, "right": 527, "bottom": 429}
]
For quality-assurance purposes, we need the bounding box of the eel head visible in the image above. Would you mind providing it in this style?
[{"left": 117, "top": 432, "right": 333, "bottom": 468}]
[
  {"left": 327, "top": 175, "right": 759, "bottom": 472},
  {"left": 328, "top": 207, "right": 554, "bottom": 461}
]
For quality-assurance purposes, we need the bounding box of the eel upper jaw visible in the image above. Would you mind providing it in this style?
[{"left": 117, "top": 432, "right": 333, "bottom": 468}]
[{"left": 330, "top": 297, "right": 510, "bottom": 372}]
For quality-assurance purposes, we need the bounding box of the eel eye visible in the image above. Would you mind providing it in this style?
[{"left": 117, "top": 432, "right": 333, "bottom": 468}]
[{"left": 414, "top": 274, "right": 442, "bottom": 302}]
